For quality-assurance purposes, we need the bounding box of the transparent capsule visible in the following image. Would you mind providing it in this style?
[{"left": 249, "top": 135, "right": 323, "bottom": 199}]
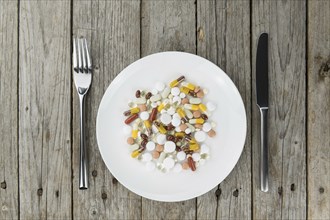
[
  {"left": 154, "top": 121, "right": 167, "bottom": 134},
  {"left": 176, "top": 107, "right": 189, "bottom": 122}
]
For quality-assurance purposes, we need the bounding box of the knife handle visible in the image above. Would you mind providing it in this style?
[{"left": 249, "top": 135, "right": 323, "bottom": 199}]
[{"left": 260, "top": 107, "right": 269, "bottom": 192}]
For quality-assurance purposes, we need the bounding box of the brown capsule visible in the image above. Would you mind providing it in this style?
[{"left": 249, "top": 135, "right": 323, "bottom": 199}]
[
  {"left": 138, "top": 146, "right": 146, "bottom": 153},
  {"left": 140, "top": 133, "right": 148, "bottom": 140},
  {"left": 201, "top": 114, "right": 208, "bottom": 120},
  {"left": 149, "top": 107, "right": 158, "bottom": 122},
  {"left": 124, "top": 114, "right": 138, "bottom": 124},
  {"left": 166, "top": 135, "right": 175, "bottom": 141},
  {"left": 177, "top": 76, "right": 185, "bottom": 82},
  {"left": 176, "top": 146, "right": 182, "bottom": 152},
  {"left": 135, "top": 90, "right": 141, "bottom": 98},
  {"left": 187, "top": 156, "right": 196, "bottom": 171},
  {"left": 166, "top": 123, "right": 175, "bottom": 131},
  {"left": 145, "top": 92, "right": 152, "bottom": 99},
  {"left": 141, "top": 140, "right": 148, "bottom": 147},
  {"left": 123, "top": 110, "right": 131, "bottom": 116}
]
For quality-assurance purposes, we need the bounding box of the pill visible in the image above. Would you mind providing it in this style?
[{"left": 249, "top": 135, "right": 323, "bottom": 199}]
[
  {"left": 135, "top": 97, "right": 146, "bottom": 104},
  {"left": 176, "top": 108, "right": 189, "bottom": 122},
  {"left": 211, "top": 121, "right": 217, "bottom": 128},
  {"left": 189, "top": 90, "right": 197, "bottom": 97},
  {"left": 169, "top": 76, "right": 185, "bottom": 88},
  {"left": 192, "top": 153, "right": 201, "bottom": 162},
  {"left": 184, "top": 104, "right": 199, "bottom": 111},
  {"left": 208, "top": 129, "right": 216, "bottom": 137},
  {"left": 161, "top": 87, "right": 171, "bottom": 99},
  {"left": 135, "top": 90, "right": 141, "bottom": 98},
  {"left": 145, "top": 92, "right": 152, "bottom": 99},
  {"left": 184, "top": 109, "right": 193, "bottom": 119},
  {"left": 140, "top": 111, "right": 150, "bottom": 120},
  {"left": 180, "top": 86, "right": 190, "bottom": 94},
  {"left": 146, "top": 161, "right": 156, "bottom": 171},
  {"left": 186, "top": 123, "right": 195, "bottom": 132},
  {"left": 156, "top": 144, "right": 164, "bottom": 152},
  {"left": 196, "top": 90, "right": 204, "bottom": 98},
  {"left": 164, "top": 141, "right": 176, "bottom": 153},
  {"left": 194, "top": 131, "right": 206, "bottom": 142},
  {"left": 152, "top": 151, "right": 160, "bottom": 159},
  {"left": 142, "top": 152, "right": 152, "bottom": 162},
  {"left": 125, "top": 113, "right": 139, "bottom": 124},
  {"left": 200, "top": 144, "right": 210, "bottom": 154},
  {"left": 207, "top": 102, "right": 216, "bottom": 111},
  {"left": 167, "top": 107, "right": 176, "bottom": 115},
  {"left": 182, "top": 162, "right": 189, "bottom": 170},
  {"left": 173, "top": 113, "right": 180, "bottom": 119},
  {"left": 201, "top": 114, "right": 208, "bottom": 120},
  {"left": 150, "top": 94, "right": 161, "bottom": 102},
  {"left": 123, "top": 107, "right": 140, "bottom": 116},
  {"left": 171, "top": 117, "right": 181, "bottom": 127},
  {"left": 156, "top": 134, "right": 166, "bottom": 145},
  {"left": 151, "top": 102, "right": 157, "bottom": 108},
  {"left": 152, "top": 124, "right": 159, "bottom": 134},
  {"left": 174, "top": 132, "right": 185, "bottom": 138},
  {"left": 151, "top": 88, "right": 158, "bottom": 95},
  {"left": 194, "top": 86, "right": 201, "bottom": 93},
  {"left": 173, "top": 163, "right": 183, "bottom": 173},
  {"left": 182, "top": 82, "right": 196, "bottom": 90},
  {"left": 189, "top": 118, "right": 205, "bottom": 124},
  {"left": 131, "top": 123, "right": 139, "bottom": 139},
  {"left": 171, "top": 87, "right": 180, "bottom": 96},
  {"left": 202, "top": 122, "right": 212, "bottom": 132},
  {"left": 179, "top": 93, "right": 186, "bottom": 98},
  {"left": 143, "top": 120, "right": 153, "bottom": 135},
  {"left": 127, "top": 137, "right": 135, "bottom": 145},
  {"left": 131, "top": 146, "right": 145, "bottom": 158},
  {"left": 203, "top": 88, "right": 208, "bottom": 94},
  {"left": 195, "top": 124, "right": 203, "bottom": 129},
  {"left": 172, "top": 96, "right": 181, "bottom": 104},
  {"left": 176, "top": 151, "right": 186, "bottom": 161},
  {"left": 146, "top": 141, "right": 156, "bottom": 151},
  {"left": 154, "top": 121, "right": 167, "bottom": 134},
  {"left": 175, "top": 126, "right": 181, "bottom": 132},
  {"left": 158, "top": 152, "right": 166, "bottom": 163},
  {"left": 189, "top": 143, "right": 200, "bottom": 151},
  {"left": 160, "top": 109, "right": 167, "bottom": 114},
  {"left": 128, "top": 144, "right": 139, "bottom": 152},
  {"left": 193, "top": 111, "right": 201, "bottom": 118},
  {"left": 156, "top": 82, "right": 165, "bottom": 91},
  {"left": 179, "top": 124, "right": 188, "bottom": 131},
  {"left": 185, "top": 128, "right": 192, "bottom": 134},
  {"left": 181, "top": 98, "right": 189, "bottom": 104},
  {"left": 199, "top": 104, "right": 207, "bottom": 112},
  {"left": 187, "top": 156, "right": 196, "bottom": 171},
  {"left": 149, "top": 107, "right": 158, "bottom": 122},
  {"left": 163, "top": 157, "right": 175, "bottom": 169},
  {"left": 127, "top": 100, "right": 135, "bottom": 108},
  {"left": 140, "top": 133, "right": 148, "bottom": 140},
  {"left": 160, "top": 113, "right": 172, "bottom": 125},
  {"left": 189, "top": 98, "right": 202, "bottom": 104},
  {"left": 138, "top": 104, "right": 147, "bottom": 112},
  {"left": 123, "top": 125, "right": 132, "bottom": 135}
]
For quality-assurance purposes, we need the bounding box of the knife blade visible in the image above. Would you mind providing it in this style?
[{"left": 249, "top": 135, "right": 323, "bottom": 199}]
[{"left": 256, "top": 33, "right": 269, "bottom": 192}]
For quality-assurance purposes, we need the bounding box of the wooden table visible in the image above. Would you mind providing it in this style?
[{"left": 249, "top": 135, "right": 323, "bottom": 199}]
[{"left": 1, "top": 0, "right": 329, "bottom": 219}]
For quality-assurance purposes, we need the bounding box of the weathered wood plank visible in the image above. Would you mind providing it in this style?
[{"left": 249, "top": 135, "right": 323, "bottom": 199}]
[
  {"left": 18, "top": 1, "right": 72, "bottom": 219},
  {"left": 72, "top": 1, "right": 141, "bottom": 219},
  {"left": 307, "top": 0, "right": 330, "bottom": 219},
  {"left": 252, "top": 1, "right": 306, "bottom": 219},
  {"left": 197, "top": 0, "right": 252, "bottom": 219},
  {"left": 141, "top": 0, "right": 196, "bottom": 219},
  {"left": 0, "top": 1, "right": 18, "bottom": 219}
]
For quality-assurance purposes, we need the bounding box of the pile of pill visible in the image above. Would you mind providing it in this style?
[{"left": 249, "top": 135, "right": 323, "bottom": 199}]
[{"left": 123, "top": 76, "right": 217, "bottom": 172}]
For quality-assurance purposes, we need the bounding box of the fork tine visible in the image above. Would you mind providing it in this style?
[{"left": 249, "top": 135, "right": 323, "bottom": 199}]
[
  {"left": 83, "top": 39, "right": 92, "bottom": 70},
  {"left": 73, "top": 38, "right": 77, "bottom": 70},
  {"left": 77, "top": 38, "right": 82, "bottom": 72},
  {"left": 79, "top": 38, "right": 86, "bottom": 73}
]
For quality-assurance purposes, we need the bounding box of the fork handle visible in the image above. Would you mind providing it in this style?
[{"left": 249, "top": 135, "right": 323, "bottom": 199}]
[{"left": 79, "top": 94, "right": 88, "bottom": 189}]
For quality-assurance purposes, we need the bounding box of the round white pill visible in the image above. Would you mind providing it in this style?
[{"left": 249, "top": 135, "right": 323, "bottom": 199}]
[
  {"left": 156, "top": 134, "right": 166, "bottom": 145},
  {"left": 152, "top": 125, "right": 159, "bottom": 134},
  {"left": 164, "top": 141, "right": 176, "bottom": 153},
  {"left": 142, "top": 152, "right": 152, "bottom": 162},
  {"left": 160, "top": 109, "right": 167, "bottom": 114},
  {"left": 194, "top": 131, "right": 206, "bottom": 142},
  {"left": 185, "top": 128, "right": 192, "bottom": 134},
  {"left": 160, "top": 113, "right": 172, "bottom": 125},
  {"left": 167, "top": 107, "right": 176, "bottom": 115},
  {"left": 151, "top": 102, "right": 158, "bottom": 108},
  {"left": 171, "top": 87, "right": 180, "bottom": 96},
  {"left": 173, "top": 113, "right": 180, "bottom": 119},
  {"left": 140, "top": 111, "right": 149, "bottom": 121},
  {"left": 202, "top": 122, "right": 212, "bottom": 132},
  {"left": 123, "top": 125, "right": 132, "bottom": 135},
  {"left": 146, "top": 141, "right": 156, "bottom": 151},
  {"left": 156, "top": 82, "right": 165, "bottom": 91},
  {"left": 146, "top": 161, "right": 156, "bottom": 171},
  {"left": 179, "top": 92, "right": 186, "bottom": 98},
  {"left": 192, "top": 152, "right": 201, "bottom": 162},
  {"left": 200, "top": 144, "right": 210, "bottom": 154},
  {"left": 173, "top": 163, "right": 183, "bottom": 173},
  {"left": 163, "top": 157, "right": 175, "bottom": 169},
  {"left": 172, "top": 96, "right": 181, "bottom": 104},
  {"left": 176, "top": 151, "right": 186, "bottom": 161},
  {"left": 171, "top": 117, "right": 181, "bottom": 127},
  {"left": 175, "top": 126, "right": 181, "bottom": 132},
  {"left": 207, "top": 101, "right": 216, "bottom": 111},
  {"left": 151, "top": 88, "right": 158, "bottom": 95}
]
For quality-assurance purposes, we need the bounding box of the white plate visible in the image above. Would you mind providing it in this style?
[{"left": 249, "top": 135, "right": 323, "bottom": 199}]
[{"left": 96, "top": 52, "right": 246, "bottom": 202}]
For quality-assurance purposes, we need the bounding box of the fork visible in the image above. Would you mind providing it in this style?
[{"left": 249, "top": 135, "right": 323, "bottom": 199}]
[{"left": 73, "top": 38, "right": 92, "bottom": 189}]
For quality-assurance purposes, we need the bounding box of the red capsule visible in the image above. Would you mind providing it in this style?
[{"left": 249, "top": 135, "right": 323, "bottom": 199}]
[{"left": 124, "top": 114, "right": 138, "bottom": 124}]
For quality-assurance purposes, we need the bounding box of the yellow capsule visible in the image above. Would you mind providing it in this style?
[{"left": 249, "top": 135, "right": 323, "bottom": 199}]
[
  {"left": 144, "top": 120, "right": 151, "bottom": 128},
  {"left": 199, "top": 104, "right": 207, "bottom": 112},
  {"left": 154, "top": 121, "right": 167, "bottom": 134},
  {"left": 175, "top": 132, "right": 185, "bottom": 137},
  {"left": 189, "top": 143, "right": 200, "bottom": 151},
  {"left": 189, "top": 118, "right": 205, "bottom": 124},
  {"left": 177, "top": 108, "right": 186, "bottom": 118},
  {"left": 157, "top": 103, "right": 165, "bottom": 111},
  {"left": 123, "top": 107, "right": 140, "bottom": 116},
  {"left": 131, "top": 150, "right": 140, "bottom": 158},
  {"left": 184, "top": 104, "right": 199, "bottom": 111},
  {"left": 182, "top": 82, "right": 195, "bottom": 90},
  {"left": 169, "top": 76, "right": 185, "bottom": 88},
  {"left": 131, "top": 130, "right": 138, "bottom": 139},
  {"left": 180, "top": 86, "right": 190, "bottom": 94}
]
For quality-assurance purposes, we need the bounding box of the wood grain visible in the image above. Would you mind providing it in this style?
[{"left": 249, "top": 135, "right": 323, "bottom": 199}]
[
  {"left": 140, "top": 0, "right": 196, "bottom": 219},
  {"left": 18, "top": 1, "right": 72, "bottom": 219},
  {"left": 307, "top": 0, "right": 330, "bottom": 219},
  {"left": 252, "top": 0, "right": 306, "bottom": 219},
  {"left": 0, "top": 1, "right": 18, "bottom": 219},
  {"left": 72, "top": 1, "right": 142, "bottom": 219},
  {"left": 197, "top": 0, "right": 252, "bottom": 219}
]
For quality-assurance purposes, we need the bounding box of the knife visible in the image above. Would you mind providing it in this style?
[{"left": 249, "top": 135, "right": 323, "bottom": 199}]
[{"left": 256, "top": 33, "right": 269, "bottom": 192}]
